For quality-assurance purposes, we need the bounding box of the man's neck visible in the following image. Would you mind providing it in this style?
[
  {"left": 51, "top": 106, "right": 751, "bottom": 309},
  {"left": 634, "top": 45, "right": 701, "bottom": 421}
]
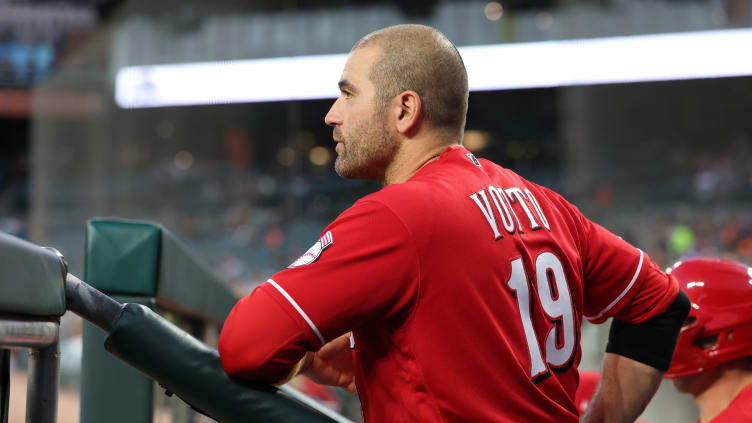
[
  {"left": 695, "top": 367, "right": 752, "bottom": 423},
  {"left": 381, "top": 136, "right": 459, "bottom": 186}
]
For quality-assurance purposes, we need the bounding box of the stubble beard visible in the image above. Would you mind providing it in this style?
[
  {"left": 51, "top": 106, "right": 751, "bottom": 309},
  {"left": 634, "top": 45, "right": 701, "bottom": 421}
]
[{"left": 334, "top": 111, "right": 399, "bottom": 182}]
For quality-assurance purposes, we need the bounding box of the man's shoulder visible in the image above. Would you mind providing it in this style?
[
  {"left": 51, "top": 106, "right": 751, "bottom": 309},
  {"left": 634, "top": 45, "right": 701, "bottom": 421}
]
[
  {"left": 339, "top": 179, "right": 452, "bottom": 235},
  {"left": 335, "top": 189, "right": 413, "bottom": 223},
  {"left": 346, "top": 185, "right": 426, "bottom": 223},
  {"left": 361, "top": 177, "right": 438, "bottom": 206}
]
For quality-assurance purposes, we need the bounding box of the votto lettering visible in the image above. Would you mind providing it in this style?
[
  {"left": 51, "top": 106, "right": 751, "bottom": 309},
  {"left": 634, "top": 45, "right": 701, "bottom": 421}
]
[{"left": 469, "top": 185, "right": 551, "bottom": 240}]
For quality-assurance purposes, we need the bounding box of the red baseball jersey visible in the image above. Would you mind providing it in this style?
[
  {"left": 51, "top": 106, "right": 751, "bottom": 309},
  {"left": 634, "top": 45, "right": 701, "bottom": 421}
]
[
  {"left": 700, "top": 382, "right": 752, "bottom": 423},
  {"left": 219, "top": 145, "right": 678, "bottom": 422},
  {"left": 574, "top": 371, "right": 601, "bottom": 415}
]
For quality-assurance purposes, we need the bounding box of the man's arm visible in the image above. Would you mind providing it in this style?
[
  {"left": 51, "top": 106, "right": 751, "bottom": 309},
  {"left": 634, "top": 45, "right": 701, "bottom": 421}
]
[
  {"left": 219, "top": 200, "right": 418, "bottom": 387},
  {"left": 581, "top": 354, "right": 662, "bottom": 423},
  {"left": 582, "top": 291, "right": 691, "bottom": 423},
  {"left": 218, "top": 291, "right": 356, "bottom": 392}
]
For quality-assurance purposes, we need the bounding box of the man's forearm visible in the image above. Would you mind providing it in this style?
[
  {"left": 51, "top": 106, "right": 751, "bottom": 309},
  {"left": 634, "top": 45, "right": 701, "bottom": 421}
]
[
  {"left": 583, "top": 291, "right": 689, "bottom": 422},
  {"left": 581, "top": 353, "right": 663, "bottom": 423}
]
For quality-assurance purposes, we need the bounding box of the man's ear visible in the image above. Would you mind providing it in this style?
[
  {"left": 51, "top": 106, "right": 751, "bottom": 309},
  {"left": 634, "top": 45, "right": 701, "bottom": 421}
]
[{"left": 394, "top": 90, "right": 422, "bottom": 135}]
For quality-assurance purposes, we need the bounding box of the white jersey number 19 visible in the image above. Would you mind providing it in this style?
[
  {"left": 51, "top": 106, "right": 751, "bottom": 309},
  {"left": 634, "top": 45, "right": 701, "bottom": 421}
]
[{"left": 507, "top": 252, "right": 576, "bottom": 380}]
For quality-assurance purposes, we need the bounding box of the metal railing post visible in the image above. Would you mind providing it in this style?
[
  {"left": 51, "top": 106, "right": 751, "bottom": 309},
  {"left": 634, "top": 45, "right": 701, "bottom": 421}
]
[
  {"left": 26, "top": 338, "right": 60, "bottom": 423},
  {"left": 0, "top": 349, "right": 9, "bottom": 423}
]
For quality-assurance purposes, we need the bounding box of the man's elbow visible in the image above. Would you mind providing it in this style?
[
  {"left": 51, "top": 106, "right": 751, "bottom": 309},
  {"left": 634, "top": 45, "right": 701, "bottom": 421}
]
[
  {"left": 217, "top": 290, "right": 274, "bottom": 380},
  {"left": 218, "top": 332, "right": 278, "bottom": 383},
  {"left": 218, "top": 337, "right": 247, "bottom": 377},
  {"left": 217, "top": 287, "right": 306, "bottom": 384}
]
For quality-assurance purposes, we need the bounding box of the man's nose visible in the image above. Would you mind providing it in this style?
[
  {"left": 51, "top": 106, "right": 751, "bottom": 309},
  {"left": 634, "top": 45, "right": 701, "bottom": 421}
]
[{"left": 324, "top": 99, "right": 342, "bottom": 127}]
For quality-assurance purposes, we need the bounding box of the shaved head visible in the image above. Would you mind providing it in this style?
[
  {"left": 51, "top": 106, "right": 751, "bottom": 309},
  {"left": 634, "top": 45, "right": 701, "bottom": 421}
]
[{"left": 352, "top": 24, "right": 468, "bottom": 142}]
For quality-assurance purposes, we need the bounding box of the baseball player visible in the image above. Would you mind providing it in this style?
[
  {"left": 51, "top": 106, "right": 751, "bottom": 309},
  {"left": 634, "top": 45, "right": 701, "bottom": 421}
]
[
  {"left": 665, "top": 258, "right": 752, "bottom": 422},
  {"left": 218, "top": 24, "right": 689, "bottom": 422}
]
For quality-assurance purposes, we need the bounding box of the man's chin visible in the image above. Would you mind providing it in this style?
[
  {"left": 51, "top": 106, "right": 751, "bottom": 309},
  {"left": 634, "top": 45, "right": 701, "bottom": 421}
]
[
  {"left": 335, "top": 161, "right": 373, "bottom": 180},
  {"left": 335, "top": 168, "right": 366, "bottom": 180},
  {"left": 334, "top": 160, "right": 356, "bottom": 179}
]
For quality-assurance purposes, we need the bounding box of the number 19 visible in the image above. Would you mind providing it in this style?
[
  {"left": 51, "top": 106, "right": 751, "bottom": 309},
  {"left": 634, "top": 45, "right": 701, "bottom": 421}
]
[{"left": 507, "top": 252, "right": 576, "bottom": 381}]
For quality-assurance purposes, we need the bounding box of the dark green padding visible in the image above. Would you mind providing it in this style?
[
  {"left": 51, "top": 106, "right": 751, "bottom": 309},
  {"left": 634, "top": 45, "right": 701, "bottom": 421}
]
[
  {"left": 80, "top": 296, "right": 155, "bottom": 423},
  {"left": 85, "top": 220, "right": 160, "bottom": 296},
  {"left": 104, "top": 303, "right": 336, "bottom": 423},
  {"left": 0, "top": 232, "right": 65, "bottom": 316},
  {"left": 158, "top": 228, "right": 237, "bottom": 323},
  {"left": 86, "top": 219, "right": 236, "bottom": 323}
]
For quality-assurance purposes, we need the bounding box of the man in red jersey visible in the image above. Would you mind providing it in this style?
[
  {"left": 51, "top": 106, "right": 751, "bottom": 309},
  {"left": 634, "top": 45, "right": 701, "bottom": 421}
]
[
  {"left": 665, "top": 258, "right": 752, "bottom": 423},
  {"left": 218, "top": 24, "right": 689, "bottom": 422}
]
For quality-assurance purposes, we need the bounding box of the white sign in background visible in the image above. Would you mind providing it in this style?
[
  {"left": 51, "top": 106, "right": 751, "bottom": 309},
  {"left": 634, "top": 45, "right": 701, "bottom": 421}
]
[{"left": 115, "top": 28, "right": 752, "bottom": 108}]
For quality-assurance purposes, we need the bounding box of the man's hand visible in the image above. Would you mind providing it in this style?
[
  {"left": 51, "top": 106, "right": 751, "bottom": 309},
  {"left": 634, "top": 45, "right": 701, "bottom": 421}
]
[
  {"left": 299, "top": 332, "right": 357, "bottom": 395},
  {"left": 581, "top": 353, "right": 663, "bottom": 423}
]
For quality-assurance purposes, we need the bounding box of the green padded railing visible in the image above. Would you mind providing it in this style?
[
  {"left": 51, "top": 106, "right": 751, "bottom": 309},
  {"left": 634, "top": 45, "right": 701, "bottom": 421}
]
[
  {"left": 81, "top": 218, "right": 351, "bottom": 423},
  {"left": 81, "top": 218, "right": 238, "bottom": 423},
  {"left": 84, "top": 218, "right": 236, "bottom": 322},
  {"left": 0, "top": 232, "right": 66, "bottom": 317},
  {"left": 0, "top": 231, "right": 68, "bottom": 423},
  {"left": 0, "top": 226, "right": 347, "bottom": 423},
  {"left": 104, "top": 302, "right": 341, "bottom": 423}
]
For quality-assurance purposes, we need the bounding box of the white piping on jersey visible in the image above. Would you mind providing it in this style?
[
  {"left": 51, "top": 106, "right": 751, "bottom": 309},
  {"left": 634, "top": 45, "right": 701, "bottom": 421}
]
[
  {"left": 584, "top": 249, "right": 644, "bottom": 321},
  {"left": 267, "top": 279, "right": 326, "bottom": 347}
]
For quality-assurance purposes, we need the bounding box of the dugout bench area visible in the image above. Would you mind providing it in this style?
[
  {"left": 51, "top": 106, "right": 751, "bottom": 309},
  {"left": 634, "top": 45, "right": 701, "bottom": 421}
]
[{"left": 0, "top": 219, "right": 351, "bottom": 423}]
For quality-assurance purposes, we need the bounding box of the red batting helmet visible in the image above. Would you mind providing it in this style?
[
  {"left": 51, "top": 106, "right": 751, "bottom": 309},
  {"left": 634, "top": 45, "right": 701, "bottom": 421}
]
[{"left": 665, "top": 257, "right": 752, "bottom": 378}]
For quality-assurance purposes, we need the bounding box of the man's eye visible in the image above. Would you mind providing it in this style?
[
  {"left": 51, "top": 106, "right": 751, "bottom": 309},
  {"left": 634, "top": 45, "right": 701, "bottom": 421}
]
[{"left": 342, "top": 91, "right": 353, "bottom": 98}]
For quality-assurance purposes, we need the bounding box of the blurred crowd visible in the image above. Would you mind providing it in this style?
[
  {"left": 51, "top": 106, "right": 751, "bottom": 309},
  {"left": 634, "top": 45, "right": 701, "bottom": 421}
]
[{"left": 2, "top": 138, "right": 752, "bottom": 291}]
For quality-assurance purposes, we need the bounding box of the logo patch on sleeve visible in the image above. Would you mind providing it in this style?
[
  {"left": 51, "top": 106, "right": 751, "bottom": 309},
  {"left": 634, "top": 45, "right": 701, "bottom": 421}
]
[
  {"left": 288, "top": 231, "right": 333, "bottom": 268},
  {"left": 466, "top": 153, "right": 482, "bottom": 167}
]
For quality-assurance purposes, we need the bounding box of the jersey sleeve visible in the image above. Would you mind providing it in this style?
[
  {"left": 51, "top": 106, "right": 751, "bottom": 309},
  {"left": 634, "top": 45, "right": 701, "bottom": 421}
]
[
  {"left": 577, "top": 214, "right": 679, "bottom": 325},
  {"left": 263, "top": 199, "right": 419, "bottom": 347},
  {"left": 218, "top": 199, "right": 420, "bottom": 382},
  {"left": 218, "top": 285, "right": 312, "bottom": 384}
]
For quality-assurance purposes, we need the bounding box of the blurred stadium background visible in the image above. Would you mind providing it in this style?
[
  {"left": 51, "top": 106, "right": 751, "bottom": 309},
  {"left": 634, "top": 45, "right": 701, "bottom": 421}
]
[{"left": 1, "top": 0, "right": 751, "bottom": 421}]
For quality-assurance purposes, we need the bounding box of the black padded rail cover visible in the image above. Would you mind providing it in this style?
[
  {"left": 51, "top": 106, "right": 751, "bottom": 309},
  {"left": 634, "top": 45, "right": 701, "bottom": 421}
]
[{"left": 103, "top": 303, "right": 337, "bottom": 423}]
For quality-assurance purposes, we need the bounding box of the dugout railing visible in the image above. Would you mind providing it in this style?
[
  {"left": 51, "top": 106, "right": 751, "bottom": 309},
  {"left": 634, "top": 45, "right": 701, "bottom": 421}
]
[
  {"left": 0, "top": 232, "right": 67, "bottom": 423},
  {"left": 0, "top": 223, "right": 351, "bottom": 422},
  {"left": 81, "top": 217, "right": 351, "bottom": 423},
  {"left": 81, "top": 217, "right": 237, "bottom": 423}
]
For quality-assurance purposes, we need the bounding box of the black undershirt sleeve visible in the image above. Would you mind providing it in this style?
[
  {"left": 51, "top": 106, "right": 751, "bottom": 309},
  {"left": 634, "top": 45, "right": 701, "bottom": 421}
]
[{"left": 605, "top": 290, "right": 691, "bottom": 371}]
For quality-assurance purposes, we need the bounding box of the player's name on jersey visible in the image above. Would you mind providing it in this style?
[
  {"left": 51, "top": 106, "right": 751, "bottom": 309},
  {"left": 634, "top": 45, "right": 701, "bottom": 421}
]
[{"left": 469, "top": 185, "right": 551, "bottom": 240}]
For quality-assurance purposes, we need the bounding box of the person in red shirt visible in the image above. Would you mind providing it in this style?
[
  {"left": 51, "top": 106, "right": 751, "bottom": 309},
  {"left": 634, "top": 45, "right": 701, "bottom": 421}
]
[
  {"left": 218, "top": 24, "right": 689, "bottom": 422},
  {"left": 665, "top": 258, "right": 752, "bottom": 423}
]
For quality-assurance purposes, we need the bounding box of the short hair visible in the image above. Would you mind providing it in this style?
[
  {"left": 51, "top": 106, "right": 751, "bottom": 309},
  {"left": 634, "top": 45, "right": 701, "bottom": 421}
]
[{"left": 353, "top": 24, "right": 469, "bottom": 142}]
